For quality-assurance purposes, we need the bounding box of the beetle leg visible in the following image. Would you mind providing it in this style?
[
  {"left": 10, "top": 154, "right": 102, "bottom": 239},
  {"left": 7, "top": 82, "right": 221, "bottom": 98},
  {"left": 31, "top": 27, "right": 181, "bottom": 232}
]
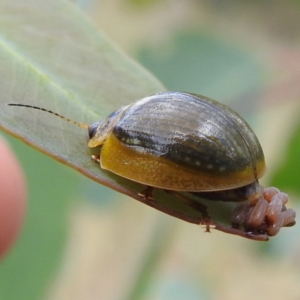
[
  {"left": 165, "top": 191, "right": 214, "bottom": 233},
  {"left": 199, "top": 218, "right": 216, "bottom": 233},
  {"left": 138, "top": 186, "right": 154, "bottom": 201},
  {"left": 91, "top": 155, "right": 100, "bottom": 163}
]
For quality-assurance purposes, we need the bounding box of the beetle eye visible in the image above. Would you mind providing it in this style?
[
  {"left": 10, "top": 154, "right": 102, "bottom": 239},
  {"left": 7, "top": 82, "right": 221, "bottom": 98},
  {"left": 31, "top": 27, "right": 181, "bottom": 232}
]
[{"left": 88, "top": 121, "right": 101, "bottom": 139}]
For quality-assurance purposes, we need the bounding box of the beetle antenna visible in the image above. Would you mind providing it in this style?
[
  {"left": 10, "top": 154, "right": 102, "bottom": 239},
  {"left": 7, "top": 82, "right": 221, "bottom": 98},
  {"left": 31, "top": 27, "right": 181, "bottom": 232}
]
[{"left": 7, "top": 104, "right": 89, "bottom": 129}]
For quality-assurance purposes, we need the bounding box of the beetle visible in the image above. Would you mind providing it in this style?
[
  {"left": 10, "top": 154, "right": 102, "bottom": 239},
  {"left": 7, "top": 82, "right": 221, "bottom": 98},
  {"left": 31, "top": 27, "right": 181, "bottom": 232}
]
[{"left": 8, "top": 91, "right": 296, "bottom": 240}]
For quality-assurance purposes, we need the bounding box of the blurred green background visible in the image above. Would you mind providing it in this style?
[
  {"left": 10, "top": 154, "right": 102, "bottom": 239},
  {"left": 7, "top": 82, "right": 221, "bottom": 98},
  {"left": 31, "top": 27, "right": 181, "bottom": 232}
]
[{"left": 1, "top": 0, "right": 300, "bottom": 299}]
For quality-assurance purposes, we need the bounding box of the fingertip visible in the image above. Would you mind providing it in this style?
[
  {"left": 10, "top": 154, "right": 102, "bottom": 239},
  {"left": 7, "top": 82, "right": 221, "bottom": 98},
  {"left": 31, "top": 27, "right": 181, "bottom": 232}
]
[{"left": 0, "top": 137, "right": 27, "bottom": 260}]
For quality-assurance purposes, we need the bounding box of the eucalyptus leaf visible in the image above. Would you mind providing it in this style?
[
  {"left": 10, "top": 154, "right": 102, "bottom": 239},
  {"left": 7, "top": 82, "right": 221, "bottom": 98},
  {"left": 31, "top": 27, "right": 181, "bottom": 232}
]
[
  {"left": 0, "top": 1, "right": 159, "bottom": 191},
  {"left": 0, "top": 0, "right": 270, "bottom": 240}
]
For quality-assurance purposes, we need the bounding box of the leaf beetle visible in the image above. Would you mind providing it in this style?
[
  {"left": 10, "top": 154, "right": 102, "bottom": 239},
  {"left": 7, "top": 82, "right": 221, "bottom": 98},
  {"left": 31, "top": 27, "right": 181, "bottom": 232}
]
[{"left": 9, "top": 91, "right": 296, "bottom": 241}]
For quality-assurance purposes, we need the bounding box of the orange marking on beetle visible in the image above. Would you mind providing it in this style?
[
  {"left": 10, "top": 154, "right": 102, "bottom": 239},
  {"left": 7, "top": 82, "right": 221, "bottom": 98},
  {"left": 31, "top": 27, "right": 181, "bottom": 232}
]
[{"left": 99, "top": 133, "right": 265, "bottom": 192}]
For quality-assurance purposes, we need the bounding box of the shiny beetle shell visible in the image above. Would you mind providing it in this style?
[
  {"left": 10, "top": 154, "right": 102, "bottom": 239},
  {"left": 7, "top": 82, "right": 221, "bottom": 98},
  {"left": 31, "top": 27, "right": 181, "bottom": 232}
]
[{"left": 88, "top": 91, "right": 265, "bottom": 192}]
